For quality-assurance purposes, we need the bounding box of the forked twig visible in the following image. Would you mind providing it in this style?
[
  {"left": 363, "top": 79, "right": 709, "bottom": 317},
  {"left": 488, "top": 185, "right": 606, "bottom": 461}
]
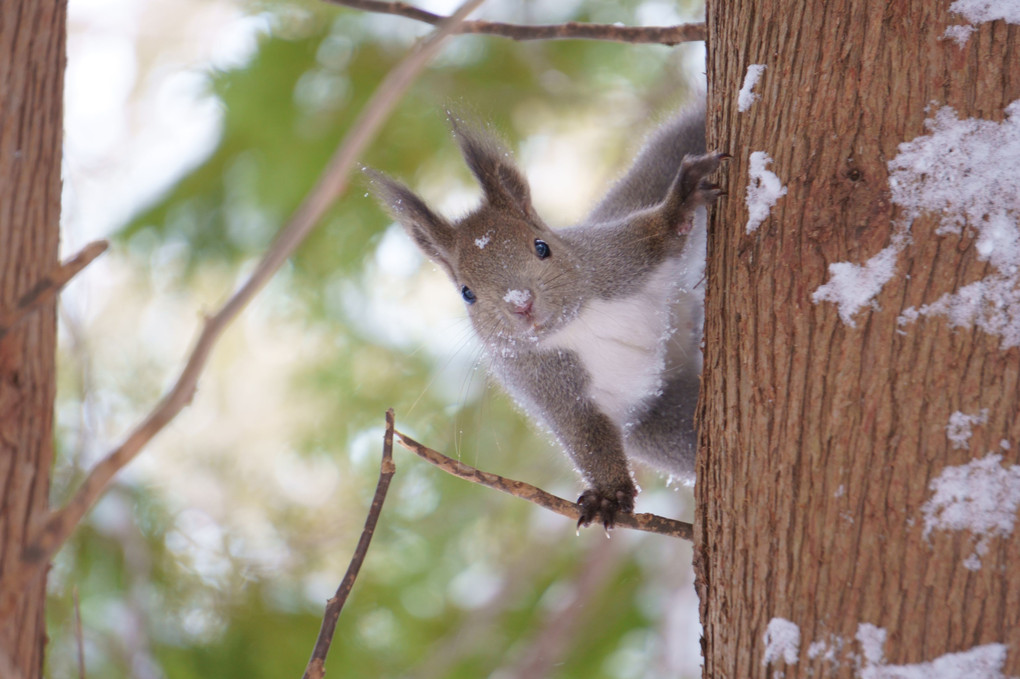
[
  {"left": 327, "top": 0, "right": 706, "bottom": 45},
  {"left": 0, "top": 0, "right": 487, "bottom": 615},
  {"left": 0, "top": 240, "right": 108, "bottom": 340},
  {"left": 302, "top": 410, "right": 397, "bottom": 679},
  {"left": 395, "top": 431, "right": 693, "bottom": 540}
]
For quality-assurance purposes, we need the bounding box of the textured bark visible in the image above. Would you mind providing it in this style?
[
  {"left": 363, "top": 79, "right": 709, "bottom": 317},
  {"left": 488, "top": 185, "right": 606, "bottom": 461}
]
[
  {"left": 0, "top": 0, "right": 65, "bottom": 676},
  {"left": 697, "top": 1, "right": 1020, "bottom": 678}
]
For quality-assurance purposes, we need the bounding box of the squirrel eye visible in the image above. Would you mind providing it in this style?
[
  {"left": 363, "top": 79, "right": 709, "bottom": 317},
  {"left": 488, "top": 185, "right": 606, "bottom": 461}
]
[
  {"left": 534, "top": 239, "right": 551, "bottom": 259},
  {"left": 461, "top": 285, "right": 477, "bottom": 304}
]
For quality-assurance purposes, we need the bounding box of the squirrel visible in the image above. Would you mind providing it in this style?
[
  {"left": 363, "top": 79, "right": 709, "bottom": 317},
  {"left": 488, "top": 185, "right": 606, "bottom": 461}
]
[{"left": 368, "top": 102, "right": 725, "bottom": 529}]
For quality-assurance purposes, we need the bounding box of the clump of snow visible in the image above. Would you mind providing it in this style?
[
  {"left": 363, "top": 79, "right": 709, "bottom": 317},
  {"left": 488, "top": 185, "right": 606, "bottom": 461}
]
[
  {"left": 943, "top": 24, "right": 976, "bottom": 45},
  {"left": 945, "top": 0, "right": 1020, "bottom": 46},
  {"left": 950, "top": 0, "right": 1020, "bottom": 23},
  {"left": 856, "top": 624, "right": 887, "bottom": 667},
  {"left": 745, "top": 151, "right": 787, "bottom": 233},
  {"left": 811, "top": 243, "right": 901, "bottom": 327},
  {"left": 738, "top": 64, "right": 766, "bottom": 113},
  {"left": 503, "top": 289, "right": 530, "bottom": 306},
  {"left": 892, "top": 100, "right": 1020, "bottom": 348},
  {"left": 862, "top": 642, "right": 1010, "bottom": 679},
  {"left": 763, "top": 617, "right": 800, "bottom": 666},
  {"left": 946, "top": 409, "right": 989, "bottom": 449},
  {"left": 475, "top": 234, "right": 490, "bottom": 249},
  {"left": 807, "top": 634, "right": 844, "bottom": 665},
  {"left": 920, "top": 453, "right": 1020, "bottom": 570},
  {"left": 795, "top": 624, "right": 1013, "bottom": 678}
]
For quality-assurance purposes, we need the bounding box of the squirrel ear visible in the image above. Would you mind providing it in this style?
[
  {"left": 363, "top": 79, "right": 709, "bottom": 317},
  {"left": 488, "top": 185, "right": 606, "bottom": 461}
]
[
  {"left": 448, "top": 116, "right": 534, "bottom": 216},
  {"left": 365, "top": 169, "right": 457, "bottom": 279}
]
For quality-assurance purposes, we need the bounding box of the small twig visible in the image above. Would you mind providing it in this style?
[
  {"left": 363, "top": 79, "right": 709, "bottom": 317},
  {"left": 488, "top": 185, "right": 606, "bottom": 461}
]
[
  {"left": 303, "top": 409, "right": 397, "bottom": 679},
  {"left": 326, "top": 0, "right": 706, "bottom": 45},
  {"left": 0, "top": 240, "right": 108, "bottom": 340},
  {"left": 73, "top": 587, "right": 86, "bottom": 679},
  {"left": 0, "top": 0, "right": 486, "bottom": 616},
  {"left": 394, "top": 430, "right": 693, "bottom": 540}
]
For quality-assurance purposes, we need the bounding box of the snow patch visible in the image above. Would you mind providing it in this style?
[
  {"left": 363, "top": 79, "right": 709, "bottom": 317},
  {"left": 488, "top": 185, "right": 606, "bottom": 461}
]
[
  {"left": 502, "top": 289, "right": 530, "bottom": 306},
  {"left": 945, "top": 0, "right": 1020, "bottom": 45},
  {"left": 862, "top": 642, "right": 1011, "bottom": 679},
  {"left": 763, "top": 617, "right": 800, "bottom": 666},
  {"left": 475, "top": 234, "right": 490, "bottom": 249},
  {"left": 793, "top": 624, "right": 1014, "bottom": 678},
  {"left": 893, "top": 100, "right": 1020, "bottom": 348},
  {"left": 811, "top": 243, "right": 901, "bottom": 327},
  {"left": 738, "top": 64, "right": 766, "bottom": 113},
  {"left": 943, "top": 23, "right": 977, "bottom": 45},
  {"left": 946, "top": 409, "right": 989, "bottom": 449},
  {"left": 920, "top": 453, "right": 1020, "bottom": 570},
  {"left": 745, "top": 151, "right": 787, "bottom": 233}
]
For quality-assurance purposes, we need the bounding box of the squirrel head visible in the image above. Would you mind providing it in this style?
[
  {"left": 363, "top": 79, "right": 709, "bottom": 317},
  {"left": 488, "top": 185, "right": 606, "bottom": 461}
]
[{"left": 367, "top": 118, "right": 585, "bottom": 354}]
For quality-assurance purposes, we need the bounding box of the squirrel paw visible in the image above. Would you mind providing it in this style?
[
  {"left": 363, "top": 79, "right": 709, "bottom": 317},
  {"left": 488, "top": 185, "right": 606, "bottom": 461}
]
[
  {"left": 576, "top": 484, "right": 636, "bottom": 531},
  {"left": 669, "top": 151, "right": 729, "bottom": 233}
]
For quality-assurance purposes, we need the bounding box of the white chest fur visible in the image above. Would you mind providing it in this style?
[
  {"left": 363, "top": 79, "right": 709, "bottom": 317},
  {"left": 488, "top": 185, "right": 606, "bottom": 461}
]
[{"left": 542, "top": 261, "right": 684, "bottom": 425}]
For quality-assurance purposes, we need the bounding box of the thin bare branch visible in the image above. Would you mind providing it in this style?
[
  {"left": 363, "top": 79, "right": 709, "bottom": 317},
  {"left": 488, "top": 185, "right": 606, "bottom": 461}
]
[
  {"left": 303, "top": 409, "right": 397, "bottom": 679},
  {"left": 0, "top": 0, "right": 487, "bottom": 614},
  {"left": 0, "top": 240, "right": 108, "bottom": 340},
  {"left": 394, "top": 431, "right": 693, "bottom": 540},
  {"left": 327, "top": 0, "right": 706, "bottom": 45}
]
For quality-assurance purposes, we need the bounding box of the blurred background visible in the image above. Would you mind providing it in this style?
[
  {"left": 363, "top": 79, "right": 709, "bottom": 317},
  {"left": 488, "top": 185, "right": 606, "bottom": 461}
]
[{"left": 50, "top": 0, "right": 707, "bottom": 676}]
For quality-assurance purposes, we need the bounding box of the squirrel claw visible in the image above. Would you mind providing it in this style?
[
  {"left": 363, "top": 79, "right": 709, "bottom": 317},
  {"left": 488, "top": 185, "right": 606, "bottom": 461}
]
[{"left": 576, "top": 486, "right": 636, "bottom": 531}]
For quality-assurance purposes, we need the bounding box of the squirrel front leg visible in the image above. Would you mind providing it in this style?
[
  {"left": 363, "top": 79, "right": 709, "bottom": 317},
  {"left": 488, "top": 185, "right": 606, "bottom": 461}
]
[
  {"left": 639, "top": 151, "right": 728, "bottom": 243},
  {"left": 495, "top": 352, "right": 636, "bottom": 530}
]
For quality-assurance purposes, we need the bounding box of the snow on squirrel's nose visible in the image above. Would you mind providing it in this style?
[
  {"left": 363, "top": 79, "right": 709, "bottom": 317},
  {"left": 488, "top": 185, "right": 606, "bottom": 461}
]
[{"left": 504, "top": 289, "right": 533, "bottom": 316}]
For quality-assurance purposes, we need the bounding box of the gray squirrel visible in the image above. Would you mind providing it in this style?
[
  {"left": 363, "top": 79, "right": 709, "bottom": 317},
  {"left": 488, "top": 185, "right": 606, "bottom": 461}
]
[{"left": 368, "top": 103, "right": 724, "bottom": 529}]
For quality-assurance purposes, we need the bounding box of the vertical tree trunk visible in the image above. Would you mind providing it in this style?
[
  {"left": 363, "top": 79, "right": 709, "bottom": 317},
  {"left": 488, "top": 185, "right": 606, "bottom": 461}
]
[
  {"left": 697, "top": 1, "right": 1019, "bottom": 677},
  {"left": 0, "top": 0, "right": 66, "bottom": 676}
]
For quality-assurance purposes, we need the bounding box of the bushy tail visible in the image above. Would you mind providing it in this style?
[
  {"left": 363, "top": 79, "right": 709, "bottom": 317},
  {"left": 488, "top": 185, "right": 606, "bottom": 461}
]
[{"left": 586, "top": 102, "right": 706, "bottom": 224}]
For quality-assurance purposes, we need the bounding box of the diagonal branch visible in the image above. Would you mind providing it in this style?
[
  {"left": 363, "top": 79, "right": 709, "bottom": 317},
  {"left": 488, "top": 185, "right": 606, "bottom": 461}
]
[
  {"left": 327, "top": 0, "right": 706, "bottom": 45},
  {"left": 0, "top": 0, "right": 488, "bottom": 615},
  {"left": 395, "top": 430, "right": 693, "bottom": 540},
  {"left": 0, "top": 240, "right": 108, "bottom": 340},
  {"left": 302, "top": 409, "right": 396, "bottom": 679}
]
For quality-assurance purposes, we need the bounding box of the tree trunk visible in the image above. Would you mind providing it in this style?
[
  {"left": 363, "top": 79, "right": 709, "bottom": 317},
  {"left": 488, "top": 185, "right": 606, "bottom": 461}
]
[
  {"left": 697, "top": 1, "right": 1020, "bottom": 677},
  {"left": 0, "top": 0, "right": 66, "bottom": 676}
]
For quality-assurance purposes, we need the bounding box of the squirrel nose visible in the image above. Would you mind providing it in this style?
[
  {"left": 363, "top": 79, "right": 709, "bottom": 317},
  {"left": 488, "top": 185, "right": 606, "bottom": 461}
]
[
  {"left": 513, "top": 299, "right": 533, "bottom": 317},
  {"left": 504, "top": 289, "right": 533, "bottom": 317}
]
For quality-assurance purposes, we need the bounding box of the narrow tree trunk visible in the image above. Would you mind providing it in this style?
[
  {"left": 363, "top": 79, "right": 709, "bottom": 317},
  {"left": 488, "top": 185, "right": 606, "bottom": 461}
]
[
  {"left": 0, "top": 0, "right": 66, "bottom": 676},
  {"left": 698, "top": 1, "right": 1020, "bottom": 677}
]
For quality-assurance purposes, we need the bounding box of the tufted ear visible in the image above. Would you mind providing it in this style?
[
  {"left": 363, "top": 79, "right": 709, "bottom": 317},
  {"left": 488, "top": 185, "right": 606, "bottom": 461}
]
[
  {"left": 447, "top": 114, "right": 535, "bottom": 218},
  {"left": 365, "top": 168, "right": 457, "bottom": 280}
]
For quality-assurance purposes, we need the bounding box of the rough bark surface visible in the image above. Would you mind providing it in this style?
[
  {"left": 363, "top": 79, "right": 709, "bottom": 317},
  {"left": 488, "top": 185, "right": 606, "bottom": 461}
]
[
  {"left": 697, "top": 1, "right": 1020, "bottom": 677},
  {"left": 0, "top": 0, "right": 65, "bottom": 676}
]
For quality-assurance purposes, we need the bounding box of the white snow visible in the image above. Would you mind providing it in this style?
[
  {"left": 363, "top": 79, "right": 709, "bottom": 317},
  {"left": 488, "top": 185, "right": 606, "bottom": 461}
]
[
  {"left": 943, "top": 23, "right": 977, "bottom": 45},
  {"left": 502, "top": 289, "right": 530, "bottom": 306},
  {"left": 950, "top": 0, "right": 1020, "bottom": 24},
  {"left": 893, "top": 100, "right": 1020, "bottom": 348},
  {"left": 862, "top": 642, "right": 1010, "bottom": 679},
  {"left": 745, "top": 151, "right": 787, "bottom": 233},
  {"left": 475, "top": 234, "right": 490, "bottom": 249},
  {"left": 763, "top": 617, "right": 800, "bottom": 666},
  {"left": 945, "top": 0, "right": 1020, "bottom": 45},
  {"left": 920, "top": 453, "right": 1020, "bottom": 570},
  {"left": 738, "top": 64, "right": 766, "bottom": 113},
  {"left": 811, "top": 243, "right": 901, "bottom": 327},
  {"left": 792, "top": 624, "right": 1014, "bottom": 678},
  {"left": 946, "top": 409, "right": 989, "bottom": 449}
]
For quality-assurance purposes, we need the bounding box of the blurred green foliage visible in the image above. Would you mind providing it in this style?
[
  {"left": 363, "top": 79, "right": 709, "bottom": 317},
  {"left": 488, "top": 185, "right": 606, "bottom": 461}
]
[{"left": 49, "top": 1, "right": 705, "bottom": 677}]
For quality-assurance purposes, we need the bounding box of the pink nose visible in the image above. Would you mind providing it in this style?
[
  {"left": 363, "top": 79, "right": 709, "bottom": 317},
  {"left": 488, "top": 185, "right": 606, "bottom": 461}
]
[{"left": 512, "top": 298, "right": 533, "bottom": 317}]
